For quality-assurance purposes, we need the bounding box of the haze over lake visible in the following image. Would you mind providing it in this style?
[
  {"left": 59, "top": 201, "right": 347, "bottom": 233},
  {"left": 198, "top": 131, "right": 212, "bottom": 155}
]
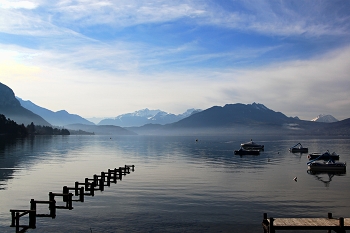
[{"left": 1, "top": 135, "right": 350, "bottom": 233}]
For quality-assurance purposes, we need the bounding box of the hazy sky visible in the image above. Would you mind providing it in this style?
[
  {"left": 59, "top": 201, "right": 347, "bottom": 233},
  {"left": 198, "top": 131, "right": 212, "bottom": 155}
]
[{"left": 1, "top": 0, "right": 350, "bottom": 120}]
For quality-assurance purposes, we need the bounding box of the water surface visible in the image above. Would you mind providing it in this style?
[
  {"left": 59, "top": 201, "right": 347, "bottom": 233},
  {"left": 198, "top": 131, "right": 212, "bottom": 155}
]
[{"left": 0, "top": 135, "right": 349, "bottom": 232}]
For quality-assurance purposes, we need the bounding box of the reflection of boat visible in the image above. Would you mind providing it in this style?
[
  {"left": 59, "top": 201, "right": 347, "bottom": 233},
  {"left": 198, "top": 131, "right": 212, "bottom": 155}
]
[
  {"left": 240, "top": 139, "right": 264, "bottom": 150},
  {"left": 307, "top": 170, "right": 346, "bottom": 187},
  {"left": 307, "top": 160, "right": 346, "bottom": 172},
  {"left": 289, "top": 142, "right": 308, "bottom": 153},
  {"left": 234, "top": 148, "right": 260, "bottom": 155},
  {"left": 308, "top": 150, "right": 340, "bottom": 160}
]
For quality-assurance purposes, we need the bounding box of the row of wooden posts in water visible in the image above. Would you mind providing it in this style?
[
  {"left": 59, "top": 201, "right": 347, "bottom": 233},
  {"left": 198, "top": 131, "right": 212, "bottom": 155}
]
[{"left": 9, "top": 165, "right": 135, "bottom": 233}]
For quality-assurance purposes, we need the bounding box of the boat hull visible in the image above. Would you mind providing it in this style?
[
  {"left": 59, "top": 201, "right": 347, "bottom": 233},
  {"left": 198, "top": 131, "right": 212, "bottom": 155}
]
[{"left": 308, "top": 163, "right": 346, "bottom": 172}]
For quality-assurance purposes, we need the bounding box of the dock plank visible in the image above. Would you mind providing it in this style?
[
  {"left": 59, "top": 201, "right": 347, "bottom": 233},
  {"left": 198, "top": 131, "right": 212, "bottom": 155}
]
[
  {"left": 273, "top": 218, "right": 339, "bottom": 227},
  {"left": 263, "top": 213, "right": 350, "bottom": 232}
]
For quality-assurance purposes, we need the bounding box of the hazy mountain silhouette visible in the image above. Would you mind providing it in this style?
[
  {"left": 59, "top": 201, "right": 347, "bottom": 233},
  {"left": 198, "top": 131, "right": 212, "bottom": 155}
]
[
  {"left": 17, "top": 97, "right": 94, "bottom": 127},
  {"left": 128, "top": 103, "right": 350, "bottom": 136},
  {"left": 0, "top": 82, "right": 51, "bottom": 126},
  {"left": 65, "top": 124, "right": 137, "bottom": 135},
  {"left": 98, "top": 108, "right": 201, "bottom": 127}
]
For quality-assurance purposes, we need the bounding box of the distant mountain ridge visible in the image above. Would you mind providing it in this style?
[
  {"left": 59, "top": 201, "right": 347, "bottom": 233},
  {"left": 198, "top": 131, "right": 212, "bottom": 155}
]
[
  {"left": 0, "top": 82, "right": 51, "bottom": 126},
  {"left": 17, "top": 97, "right": 94, "bottom": 127},
  {"left": 98, "top": 108, "right": 202, "bottom": 127}
]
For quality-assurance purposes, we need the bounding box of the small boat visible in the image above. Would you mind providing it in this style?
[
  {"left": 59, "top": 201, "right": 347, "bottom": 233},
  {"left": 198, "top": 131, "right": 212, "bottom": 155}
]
[
  {"left": 308, "top": 150, "right": 340, "bottom": 160},
  {"left": 240, "top": 139, "right": 264, "bottom": 150},
  {"left": 307, "top": 160, "right": 346, "bottom": 172},
  {"left": 289, "top": 142, "right": 308, "bottom": 153},
  {"left": 234, "top": 148, "right": 260, "bottom": 155}
]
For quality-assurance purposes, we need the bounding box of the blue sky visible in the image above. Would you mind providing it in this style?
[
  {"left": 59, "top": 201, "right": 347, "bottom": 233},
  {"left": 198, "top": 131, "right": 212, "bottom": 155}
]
[{"left": 1, "top": 0, "right": 350, "bottom": 120}]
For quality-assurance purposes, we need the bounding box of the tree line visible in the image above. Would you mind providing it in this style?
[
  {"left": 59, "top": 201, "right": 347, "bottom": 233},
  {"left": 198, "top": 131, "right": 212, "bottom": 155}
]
[{"left": 0, "top": 114, "right": 70, "bottom": 138}]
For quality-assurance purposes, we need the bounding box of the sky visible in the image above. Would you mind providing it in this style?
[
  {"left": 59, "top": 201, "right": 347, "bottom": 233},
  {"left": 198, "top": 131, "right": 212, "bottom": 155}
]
[{"left": 0, "top": 0, "right": 350, "bottom": 121}]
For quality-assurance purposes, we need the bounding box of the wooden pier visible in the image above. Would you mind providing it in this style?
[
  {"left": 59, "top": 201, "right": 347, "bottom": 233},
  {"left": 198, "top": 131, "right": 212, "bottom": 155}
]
[
  {"left": 9, "top": 165, "right": 135, "bottom": 233},
  {"left": 263, "top": 213, "right": 350, "bottom": 233}
]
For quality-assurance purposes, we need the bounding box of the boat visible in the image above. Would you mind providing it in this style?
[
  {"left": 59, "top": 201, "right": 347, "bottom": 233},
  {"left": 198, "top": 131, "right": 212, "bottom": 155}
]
[
  {"left": 240, "top": 139, "right": 264, "bottom": 150},
  {"left": 308, "top": 150, "right": 340, "bottom": 160},
  {"left": 234, "top": 148, "right": 260, "bottom": 155},
  {"left": 289, "top": 142, "right": 308, "bottom": 153},
  {"left": 307, "top": 160, "right": 346, "bottom": 172}
]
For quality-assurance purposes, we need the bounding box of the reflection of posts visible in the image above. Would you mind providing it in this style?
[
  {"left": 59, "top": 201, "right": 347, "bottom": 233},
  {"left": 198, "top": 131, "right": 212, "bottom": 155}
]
[{"left": 9, "top": 164, "right": 135, "bottom": 233}]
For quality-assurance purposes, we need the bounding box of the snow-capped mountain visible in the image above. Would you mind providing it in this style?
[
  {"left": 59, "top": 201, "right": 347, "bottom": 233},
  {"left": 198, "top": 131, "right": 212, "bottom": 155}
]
[
  {"left": 311, "top": 114, "right": 338, "bottom": 123},
  {"left": 98, "top": 108, "right": 202, "bottom": 127}
]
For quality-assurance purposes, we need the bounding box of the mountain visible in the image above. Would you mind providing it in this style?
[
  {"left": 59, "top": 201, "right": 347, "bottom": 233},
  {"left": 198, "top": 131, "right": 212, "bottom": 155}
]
[
  {"left": 311, "top": 114, "right": 338, "bottom": 123},
  {"left": 127, "top": 103, "right": 301, "bottom": 135},
  {"left": 98, "top": 108, "right": 202, "bottom": 127},
  {"left": 0, "top": 82, "right": 51, "bottom": 126},
  {"left": 128, "top": 103, "right": 348, "bottom": 136},
  {"left": 65, "top": 124, "right": 137, "bottom": 135},
  {"left": 17, "top": 97, "right": 94, "bottom": 127}
]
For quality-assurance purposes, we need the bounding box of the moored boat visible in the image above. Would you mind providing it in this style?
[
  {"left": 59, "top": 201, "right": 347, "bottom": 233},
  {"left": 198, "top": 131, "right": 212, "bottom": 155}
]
[
  {"left": 307, "top": 160, "right": 346, "bottom": 172},
  {"left": 308, "top": 150, "right": 340, "bottom": 160},
  {"left": 240, "top": 139, "right": 264, "bottom": 150},
  {"left": 289, "top": 142, "right": 308, "bottom": 153},
  {"left": 234, "top": 148, "right": 260, "bottom": 155}
]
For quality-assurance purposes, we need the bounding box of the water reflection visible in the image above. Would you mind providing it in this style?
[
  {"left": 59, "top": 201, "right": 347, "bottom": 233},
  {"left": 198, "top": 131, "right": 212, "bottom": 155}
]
[{"left": 307, "top": 170, "right": 346, "bottom": 187}]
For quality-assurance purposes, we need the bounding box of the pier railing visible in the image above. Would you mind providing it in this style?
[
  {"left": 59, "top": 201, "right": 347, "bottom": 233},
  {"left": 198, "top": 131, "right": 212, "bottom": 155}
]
[{"left": 9, "top": 165, "right": 135, "bottom": 233}]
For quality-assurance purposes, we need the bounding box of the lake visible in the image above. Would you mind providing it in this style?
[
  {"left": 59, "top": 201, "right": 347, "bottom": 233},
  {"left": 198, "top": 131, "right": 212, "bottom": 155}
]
[{"left": 1, "top": 135, "right": 350, "bottom": 233}]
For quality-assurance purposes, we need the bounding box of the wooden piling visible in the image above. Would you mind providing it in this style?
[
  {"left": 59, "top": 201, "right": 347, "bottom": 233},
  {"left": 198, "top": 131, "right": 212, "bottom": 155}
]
[{"left": 9, "top": 164, "right": 135, "bottom": 233}]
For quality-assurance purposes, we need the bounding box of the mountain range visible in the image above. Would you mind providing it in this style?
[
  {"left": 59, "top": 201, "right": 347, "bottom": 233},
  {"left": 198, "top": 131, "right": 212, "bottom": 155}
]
[
  {"left": 0, "top": 83, "right": 50, "bottom": 126},
  {"left": 1, "top": 82, "right": 349, "bottom": 136},
  {"left": 17, "top": 97, "right": 95, "bottom": 127},
  {"left": 98, "top": 108, "right": 202, "bottom": 127}
]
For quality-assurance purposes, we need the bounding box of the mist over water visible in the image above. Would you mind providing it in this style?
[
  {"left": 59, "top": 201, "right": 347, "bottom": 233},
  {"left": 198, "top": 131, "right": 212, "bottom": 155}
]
[{"left": 0, "top": 135, "right": 349, "bottom": 232}]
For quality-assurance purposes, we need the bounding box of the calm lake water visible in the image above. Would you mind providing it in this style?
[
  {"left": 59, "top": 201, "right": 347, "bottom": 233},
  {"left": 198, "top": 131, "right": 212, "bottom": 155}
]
[{"left": 0, "top": 135, "right": 350, "bottom": 233}]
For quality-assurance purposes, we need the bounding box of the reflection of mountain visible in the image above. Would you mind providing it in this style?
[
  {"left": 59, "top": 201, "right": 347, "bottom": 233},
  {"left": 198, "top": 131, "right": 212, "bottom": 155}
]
[
  {"left": 65, "top": 124, "right": 137, "bottom": 135},
  {"left": 307, "top": 170, "right": 346, "bottom": 187},
  {"left": 0, "top": 138, "right": 18, "bottom": 190},
  {"left": 0, "top": 136, "right": 73, "bottom": 190}
]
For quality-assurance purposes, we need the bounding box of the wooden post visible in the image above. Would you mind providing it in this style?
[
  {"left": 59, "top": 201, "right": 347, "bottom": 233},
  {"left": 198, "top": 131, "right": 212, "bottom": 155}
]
[
  {"left": 29, "top": 199, "right": 36, "bottom": 229},
  {"left": 49, "top": 192, "right": 56, "bottom": 218},
  {"left": 10, "top": 211, "right": 15, "bottom": 227},
  {"left": 107, "top": 169, "right": 111, "bottom": 186},
  {"left": 79, "top": 187, "right": 84, "bottom": 202},
  {"left": 262, "top": 213, "right": 269, "bottom": 233},
  {"left": 269, "top": 217, "right": 275, "bottom": 233},
  {"left": 67, "top": 193, "right": 73, "bottom": 210},
  {"left": 94, "top": 174, "right": 98, "bottom": 186},
  {"left": 339, "top": 217, "right": 345, "bottom": 233},
  {"left": 63, "top": 186, "right": 69, "bottom": 202},
  {"left": 75, "top": 182, "right": 79, "bottom": 196},
  {"left": 328, "top": 212, "right": 333, "bottom": 218},
  {"left": 91, "top": 181, "right": 95, "bottom": 196},
  {"left": 118, "top": 167, "right": 123, "bottom": 180},
  {"left": 15, "top": 212, "right": 20, "bottom": 233},
  {"left": 99, "top": 172, "right": 105, "bottom": 191},
  {"left": 85, "top": 178, "right": 89, "bottom": 190}
]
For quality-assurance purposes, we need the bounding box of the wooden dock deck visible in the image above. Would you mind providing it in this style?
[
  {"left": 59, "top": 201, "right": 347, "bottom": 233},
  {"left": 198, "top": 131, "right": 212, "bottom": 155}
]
[{"left": 263, "top": 213, "right": 350, "bottom": 233}]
